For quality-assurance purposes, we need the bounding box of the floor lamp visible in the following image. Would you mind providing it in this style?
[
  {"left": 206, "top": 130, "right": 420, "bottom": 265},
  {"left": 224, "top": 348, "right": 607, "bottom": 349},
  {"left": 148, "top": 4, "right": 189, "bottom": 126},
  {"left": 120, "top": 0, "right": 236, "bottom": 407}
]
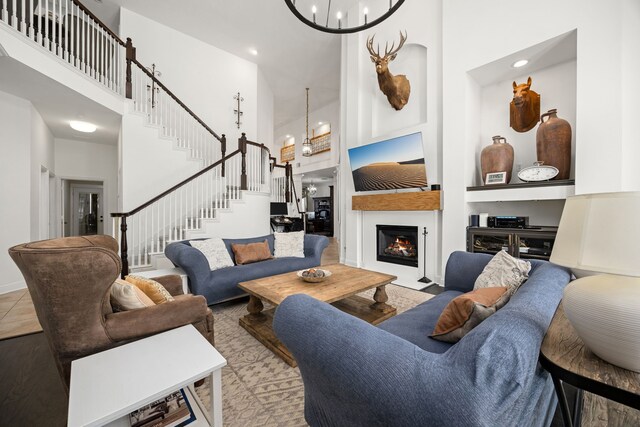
[{"left": 418, "top": 227, "right": 434, "bottom": 287}]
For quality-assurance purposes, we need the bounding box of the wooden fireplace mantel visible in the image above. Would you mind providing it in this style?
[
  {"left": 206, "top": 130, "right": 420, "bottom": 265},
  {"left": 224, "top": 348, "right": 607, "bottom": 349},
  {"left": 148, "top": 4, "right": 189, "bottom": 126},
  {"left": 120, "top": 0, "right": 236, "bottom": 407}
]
[{"left": 352, "top": 191, "right": 441, "bottom": 211}]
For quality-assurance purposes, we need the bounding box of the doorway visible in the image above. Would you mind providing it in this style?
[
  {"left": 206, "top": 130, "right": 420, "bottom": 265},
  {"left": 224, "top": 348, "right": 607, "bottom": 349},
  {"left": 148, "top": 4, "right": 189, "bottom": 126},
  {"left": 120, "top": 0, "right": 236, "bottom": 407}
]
[{"left": 63, "top": 180, "right": 104, "bottom": 236}]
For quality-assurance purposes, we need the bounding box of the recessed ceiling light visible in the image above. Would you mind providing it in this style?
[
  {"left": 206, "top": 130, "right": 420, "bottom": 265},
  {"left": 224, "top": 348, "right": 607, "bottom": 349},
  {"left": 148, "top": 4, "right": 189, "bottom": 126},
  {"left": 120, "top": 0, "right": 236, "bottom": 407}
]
[
  {"left": 249, "top": 48, "right": 258, "bottom": 56},
  {"left": 285, "top": 134, "right": 291, "bottom": 138},
  {"left": 512, "top": 59, "right": 529, "bottom": 68},
  {"left": 318, "top": 121, "right": 323, "bottom": 125},
  {"left": 70, "top": 120, "right": 97, "bottom": 133}
]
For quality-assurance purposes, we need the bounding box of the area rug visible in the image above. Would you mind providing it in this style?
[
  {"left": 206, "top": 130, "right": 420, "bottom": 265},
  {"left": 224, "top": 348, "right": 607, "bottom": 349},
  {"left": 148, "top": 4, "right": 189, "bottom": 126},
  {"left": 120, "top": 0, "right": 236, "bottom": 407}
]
[{"left": 196, "top": 284, "right": 433, "bottom": 427}]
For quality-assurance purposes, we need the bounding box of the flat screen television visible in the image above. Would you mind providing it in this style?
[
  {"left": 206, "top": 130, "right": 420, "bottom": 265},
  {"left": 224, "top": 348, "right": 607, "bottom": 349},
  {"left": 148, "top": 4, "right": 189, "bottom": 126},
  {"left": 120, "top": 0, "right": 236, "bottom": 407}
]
[
  {"left": 270, "top": 202, "right": 288, "bottom": 216},
  {"left": 348, "top": 132, "right": 428, "bottom": 192}
]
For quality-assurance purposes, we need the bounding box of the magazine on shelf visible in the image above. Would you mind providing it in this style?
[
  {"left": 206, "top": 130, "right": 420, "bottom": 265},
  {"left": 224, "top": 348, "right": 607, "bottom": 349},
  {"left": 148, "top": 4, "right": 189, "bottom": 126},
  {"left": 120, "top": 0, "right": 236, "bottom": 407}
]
[{"left": 129, "top": 388, "right": 196, "bottom": 427}]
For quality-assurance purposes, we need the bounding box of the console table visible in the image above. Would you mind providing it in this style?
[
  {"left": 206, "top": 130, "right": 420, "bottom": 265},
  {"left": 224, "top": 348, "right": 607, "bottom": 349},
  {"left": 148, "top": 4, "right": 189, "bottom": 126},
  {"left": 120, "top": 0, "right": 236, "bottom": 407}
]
[
  {"left": 68, "top": 325, "right": 226, "bottom": 427},
  {"left": 540, "top": 304, "right": 640, "bottom": 427}
]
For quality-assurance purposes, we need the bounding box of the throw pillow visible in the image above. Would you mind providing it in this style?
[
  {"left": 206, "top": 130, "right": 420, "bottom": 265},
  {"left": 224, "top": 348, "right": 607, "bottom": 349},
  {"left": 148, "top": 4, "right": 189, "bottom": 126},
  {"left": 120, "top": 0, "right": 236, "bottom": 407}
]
[
  {"left": 189, "top": 237, "right": 235, "bottom": 271},
  {"left": 274, "top": 231, "right": 305, "bottom": 258},
  {"left": 110, "top": 279, "right": 156, "bottom": 311},
  {"left": 125, "top": 275, "right": 175, "bottom": 304},
  {"left": 231, "top": 240, "right": 273, "bottom": 265},
  {"left": 473, "top": 250, "right": 531, "bottom": 295},
  {"left": 431, "top": 286, "right": 510, "bottom": 343}
]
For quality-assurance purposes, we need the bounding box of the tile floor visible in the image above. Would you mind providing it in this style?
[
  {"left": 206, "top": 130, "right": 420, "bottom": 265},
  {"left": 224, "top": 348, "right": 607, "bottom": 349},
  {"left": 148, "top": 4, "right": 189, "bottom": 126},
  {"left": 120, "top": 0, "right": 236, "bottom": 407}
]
[{"left": 0, "top": 288, "right": 41, "bottom": 340}]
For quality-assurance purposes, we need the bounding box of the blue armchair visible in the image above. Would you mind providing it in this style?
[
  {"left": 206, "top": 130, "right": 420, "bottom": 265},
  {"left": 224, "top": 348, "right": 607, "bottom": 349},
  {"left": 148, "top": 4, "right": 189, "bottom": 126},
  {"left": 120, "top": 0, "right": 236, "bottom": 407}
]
[{"left": 273, "top": 251, "right": 571, "bottom": 426}]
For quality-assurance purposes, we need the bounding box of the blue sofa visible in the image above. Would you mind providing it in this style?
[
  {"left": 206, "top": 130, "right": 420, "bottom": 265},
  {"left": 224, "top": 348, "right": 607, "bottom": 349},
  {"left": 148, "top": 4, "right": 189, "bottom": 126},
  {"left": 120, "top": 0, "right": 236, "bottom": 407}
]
[
  {"left": 165, "top": 234, "right": 329, "bottom": 305},
  {"left": 273, "top": 251, "right": 571, "bottom": 427}
]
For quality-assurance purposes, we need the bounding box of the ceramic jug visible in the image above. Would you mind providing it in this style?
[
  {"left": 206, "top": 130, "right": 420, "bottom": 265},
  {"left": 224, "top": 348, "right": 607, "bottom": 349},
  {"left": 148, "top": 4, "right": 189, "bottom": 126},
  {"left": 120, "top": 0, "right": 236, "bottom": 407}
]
[{"left": 480, "top": 135, "right": 514, "bottom": 184}]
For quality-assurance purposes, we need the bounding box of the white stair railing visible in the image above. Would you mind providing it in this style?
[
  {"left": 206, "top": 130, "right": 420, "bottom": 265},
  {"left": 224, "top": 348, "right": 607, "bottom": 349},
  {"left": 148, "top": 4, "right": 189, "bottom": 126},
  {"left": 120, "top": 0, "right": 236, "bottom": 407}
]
[
  {"left": 1, "top": 0, "right": 125, "bottom": 95},
  {"left": 112, "top": 138, "right": 273, "bottom": 273}
]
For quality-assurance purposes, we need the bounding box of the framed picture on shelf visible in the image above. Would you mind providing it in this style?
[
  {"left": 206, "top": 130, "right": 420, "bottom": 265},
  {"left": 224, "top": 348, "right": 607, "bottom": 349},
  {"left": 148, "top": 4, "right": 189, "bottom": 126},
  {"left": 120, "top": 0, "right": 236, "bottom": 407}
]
[{"left": 485, "top": 171, "right": 507, "bottom": 185}]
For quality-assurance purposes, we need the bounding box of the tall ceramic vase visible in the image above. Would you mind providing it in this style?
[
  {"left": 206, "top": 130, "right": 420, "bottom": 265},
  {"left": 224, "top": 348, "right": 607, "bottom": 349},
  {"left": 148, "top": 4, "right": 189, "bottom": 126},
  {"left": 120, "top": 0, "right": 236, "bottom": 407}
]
[
  {"left": 481, "top": 135, "right": 514, "bottom": 184},
  {"left": 536, "top": 109, "right": 572, "bottom": 180}
]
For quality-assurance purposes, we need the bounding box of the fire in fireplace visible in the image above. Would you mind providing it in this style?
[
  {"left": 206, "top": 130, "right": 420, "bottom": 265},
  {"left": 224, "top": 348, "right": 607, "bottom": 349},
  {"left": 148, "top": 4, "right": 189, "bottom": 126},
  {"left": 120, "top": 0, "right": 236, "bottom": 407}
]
[{"left": 376, "top": 225, "right": 419, "bottom": 267}]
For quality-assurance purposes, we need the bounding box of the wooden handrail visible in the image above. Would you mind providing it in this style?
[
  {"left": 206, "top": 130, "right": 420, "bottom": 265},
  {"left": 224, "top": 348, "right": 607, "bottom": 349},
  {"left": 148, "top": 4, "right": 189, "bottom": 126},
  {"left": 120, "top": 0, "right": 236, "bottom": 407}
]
[
  {"left": 111, "top": 149, "right": 241, "bottom": 218},
  {"left": 246, "top": 140, "right": 271, "bottom": 157},
  {"left": 130, "top": 58, "right": 223, "bottom": 142},
  {"left": 71, "top": 0, "right": 126, "bottom": 46}
]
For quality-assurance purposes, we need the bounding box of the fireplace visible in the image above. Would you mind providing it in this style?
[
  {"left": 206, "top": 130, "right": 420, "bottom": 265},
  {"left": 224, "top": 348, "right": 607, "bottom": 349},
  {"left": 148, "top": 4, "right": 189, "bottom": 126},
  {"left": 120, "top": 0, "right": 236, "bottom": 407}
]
[{"left": 376, "top": 225, "right": 419, "bottom": 267}]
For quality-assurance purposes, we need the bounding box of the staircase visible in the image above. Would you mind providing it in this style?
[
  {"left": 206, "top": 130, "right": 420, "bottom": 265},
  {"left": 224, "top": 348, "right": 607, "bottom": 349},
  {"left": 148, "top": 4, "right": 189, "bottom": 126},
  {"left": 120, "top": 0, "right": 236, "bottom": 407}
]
[{"left": 0, "top": 0, "right": 297, "bottom": 276}]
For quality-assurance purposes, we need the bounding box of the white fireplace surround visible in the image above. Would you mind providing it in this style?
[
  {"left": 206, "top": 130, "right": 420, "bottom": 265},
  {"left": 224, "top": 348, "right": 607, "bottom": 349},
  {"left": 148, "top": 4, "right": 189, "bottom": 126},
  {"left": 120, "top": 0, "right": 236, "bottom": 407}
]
[{"left": 346, "top": 210, "right": 441, "bottom": 291}]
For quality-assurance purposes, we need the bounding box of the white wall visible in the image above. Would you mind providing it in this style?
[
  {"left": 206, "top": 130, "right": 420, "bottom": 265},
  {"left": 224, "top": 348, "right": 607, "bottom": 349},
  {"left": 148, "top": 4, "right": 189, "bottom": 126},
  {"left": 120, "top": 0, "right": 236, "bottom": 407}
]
[
  {"left": 0, "top": 91, "right": 32, "bottom": 294},
  {"left": 257, "top": 69, "right": 275, "bottom": 151},
  {"left": 120, "top": 9, "right": 260, "bottom": 145},
  {"left": 120, "top": 111, "right": 201, "bottom": 210},
  {"left": 275, "top": 100, "right": 341, "bottom": 174},
  {"left": 340, "top": 0, "right": 443, "bottom": 285},
  {"left": 441, "top": 0, "right": 640, "bottom": 265},
  {"left": 30, "top": 105, "right": 55, "bottom": 240},
  {"left": 55, "top": 138, "right": 119, "bottom": 236}
]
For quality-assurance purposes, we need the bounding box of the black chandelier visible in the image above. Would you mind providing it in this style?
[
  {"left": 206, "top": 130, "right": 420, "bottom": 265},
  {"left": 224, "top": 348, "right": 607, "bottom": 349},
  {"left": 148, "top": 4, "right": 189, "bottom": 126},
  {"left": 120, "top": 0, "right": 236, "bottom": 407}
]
[{"left": 284, "top": 0, "right": 406, "bottom": 34}]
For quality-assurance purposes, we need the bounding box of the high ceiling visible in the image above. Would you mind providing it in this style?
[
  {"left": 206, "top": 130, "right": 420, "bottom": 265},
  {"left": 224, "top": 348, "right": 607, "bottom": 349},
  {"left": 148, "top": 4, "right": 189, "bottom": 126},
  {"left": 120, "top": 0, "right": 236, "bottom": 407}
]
[{"left": 85, "top": 0, "right": 342, "bottom": 128}]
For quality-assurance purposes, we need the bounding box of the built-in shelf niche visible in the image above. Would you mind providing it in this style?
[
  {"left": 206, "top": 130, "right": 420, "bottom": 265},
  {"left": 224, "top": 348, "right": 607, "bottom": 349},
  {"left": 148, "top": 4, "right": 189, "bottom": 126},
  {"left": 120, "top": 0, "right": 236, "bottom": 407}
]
[{"left": 466, "top": 29, "right": 577, "bottom": 191}]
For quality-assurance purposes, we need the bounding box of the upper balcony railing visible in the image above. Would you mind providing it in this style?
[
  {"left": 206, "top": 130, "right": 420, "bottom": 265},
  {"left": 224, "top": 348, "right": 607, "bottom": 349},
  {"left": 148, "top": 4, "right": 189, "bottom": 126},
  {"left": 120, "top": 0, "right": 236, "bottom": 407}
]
[{"left": 1, "top": 0, "right": 126, "bottom": 94}]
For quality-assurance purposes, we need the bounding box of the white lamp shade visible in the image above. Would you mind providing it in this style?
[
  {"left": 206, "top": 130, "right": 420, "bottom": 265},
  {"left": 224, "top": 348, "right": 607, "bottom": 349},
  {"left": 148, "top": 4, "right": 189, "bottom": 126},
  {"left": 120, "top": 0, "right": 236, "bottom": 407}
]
[{"left": 550, "top": 192, "right": 640, "bottom": 277}]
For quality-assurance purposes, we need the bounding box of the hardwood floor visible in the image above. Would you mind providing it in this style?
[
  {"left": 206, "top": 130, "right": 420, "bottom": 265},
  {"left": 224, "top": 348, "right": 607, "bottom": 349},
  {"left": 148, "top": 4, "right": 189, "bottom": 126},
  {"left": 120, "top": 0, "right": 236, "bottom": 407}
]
[
  {"left": 0, "top": 332, "right": 68, "bottom": 426},
  {"left": 321, "top": 236, "right": 339, "bottom": 265}
]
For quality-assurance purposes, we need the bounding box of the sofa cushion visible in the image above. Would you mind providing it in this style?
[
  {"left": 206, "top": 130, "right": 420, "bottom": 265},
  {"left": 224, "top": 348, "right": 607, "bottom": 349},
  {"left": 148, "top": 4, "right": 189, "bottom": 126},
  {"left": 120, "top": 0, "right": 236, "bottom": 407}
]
[
  {"left": 378, "top": 290, "right": 463, "bottom": 354},
  {"left": 431, "top": 286, "right": 510, "bottom": 343},
  {"left": 231, "top": 240, "right": 273, "bottom": 265},
  {"left": 474, "top": 250, "right": 531, "bottom": 295},
  {"left": 189, "top": 238, "right": 234, "bottom": 271},
  {"left": 274, "top": 231, "right": 305, "bottom": 258}
]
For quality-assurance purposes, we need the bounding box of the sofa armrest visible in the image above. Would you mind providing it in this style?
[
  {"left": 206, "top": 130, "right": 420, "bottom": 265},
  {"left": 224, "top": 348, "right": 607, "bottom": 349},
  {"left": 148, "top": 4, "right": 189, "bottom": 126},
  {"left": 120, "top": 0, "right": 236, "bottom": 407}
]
[
  {"left": 303, "top": 235, "right": 329, "bottom": 262},
  {"left": 273, "top": 294, "right": 451, "bottom": 426},
  {"left": 151, "top": 274, "right": 184, "bottom": 296},
  {"left": 164, "top": 242, "right": 211, "bottom": 295},
  {"left": 104, "top": 294, "right": 209, "bottom": 342}
]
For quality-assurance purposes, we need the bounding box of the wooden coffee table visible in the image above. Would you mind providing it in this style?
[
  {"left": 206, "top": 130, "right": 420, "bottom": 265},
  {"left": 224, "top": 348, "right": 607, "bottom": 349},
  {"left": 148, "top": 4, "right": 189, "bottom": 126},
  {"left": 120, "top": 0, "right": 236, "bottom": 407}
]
[{"left": 238, "top": 263, "right": 397, "bottom": 367}]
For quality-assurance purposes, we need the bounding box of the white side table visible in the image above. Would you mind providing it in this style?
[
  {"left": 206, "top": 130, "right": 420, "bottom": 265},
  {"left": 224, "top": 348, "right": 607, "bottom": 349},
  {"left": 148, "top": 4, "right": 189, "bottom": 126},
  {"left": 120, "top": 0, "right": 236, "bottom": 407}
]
[
  {"left": 133, "top": 267, "right": 190, "bottom": 294},
  {"left": 68, "top": 325, "right": 226, "bottom": 427}
]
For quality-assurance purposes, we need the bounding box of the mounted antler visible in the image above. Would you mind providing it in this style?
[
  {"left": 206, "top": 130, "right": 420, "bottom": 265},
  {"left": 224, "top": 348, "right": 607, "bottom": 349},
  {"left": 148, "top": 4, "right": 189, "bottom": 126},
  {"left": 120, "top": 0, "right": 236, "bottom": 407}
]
[{"left": 366, "top": 31, "right": 411, "bottom": 111}]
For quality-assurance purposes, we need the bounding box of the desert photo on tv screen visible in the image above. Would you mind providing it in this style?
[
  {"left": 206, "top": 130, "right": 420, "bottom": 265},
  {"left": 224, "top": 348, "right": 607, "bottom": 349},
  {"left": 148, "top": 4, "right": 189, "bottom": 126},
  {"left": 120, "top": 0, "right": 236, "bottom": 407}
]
[{"left": 348, "top": 132, "right": 428, "bottom": 192}]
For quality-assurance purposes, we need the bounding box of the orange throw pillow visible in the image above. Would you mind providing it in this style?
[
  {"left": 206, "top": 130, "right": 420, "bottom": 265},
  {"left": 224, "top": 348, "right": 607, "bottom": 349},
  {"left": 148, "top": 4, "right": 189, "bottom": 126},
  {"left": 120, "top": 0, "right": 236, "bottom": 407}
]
[
  {"left": 125, "top": 275, "right": 175, "bottom": 304},
  {"left": 431, "top": 286, "right": 510, "bottom": 343},
  {"left": 231, "top": 240, "right": 273, "bottom": 265}
]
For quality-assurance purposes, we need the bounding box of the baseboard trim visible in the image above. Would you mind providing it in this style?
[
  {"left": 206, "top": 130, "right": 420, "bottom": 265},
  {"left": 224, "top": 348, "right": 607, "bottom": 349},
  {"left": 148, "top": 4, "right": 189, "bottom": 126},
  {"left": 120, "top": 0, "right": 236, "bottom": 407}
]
[{"left": 0, "top": 280, "right": 26, "bottom": 295}]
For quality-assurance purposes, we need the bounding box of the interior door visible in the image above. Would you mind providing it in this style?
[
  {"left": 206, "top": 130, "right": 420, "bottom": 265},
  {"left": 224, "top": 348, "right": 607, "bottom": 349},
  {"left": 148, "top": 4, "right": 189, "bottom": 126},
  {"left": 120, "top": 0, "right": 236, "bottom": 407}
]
[{"left": 70, "top": 184, "right": 104, "bottom": 236}]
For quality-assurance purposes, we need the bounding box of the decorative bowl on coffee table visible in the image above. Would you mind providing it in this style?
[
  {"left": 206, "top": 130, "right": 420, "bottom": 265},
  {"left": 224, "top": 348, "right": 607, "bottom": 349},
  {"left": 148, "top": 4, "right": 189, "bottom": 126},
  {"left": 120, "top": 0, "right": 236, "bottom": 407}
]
[{"left": 297, "top": 268, "right": 332, "bottom": 283}]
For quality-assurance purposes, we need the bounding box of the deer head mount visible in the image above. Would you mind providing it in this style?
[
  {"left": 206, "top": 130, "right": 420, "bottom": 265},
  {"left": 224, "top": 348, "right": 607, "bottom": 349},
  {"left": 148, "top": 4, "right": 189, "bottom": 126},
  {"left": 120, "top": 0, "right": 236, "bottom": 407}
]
[
  {"left": 366, "top": 31, "right": 411, "bottom": 111},
  {"left": 510, "top": 77, "right": 540, "bottom": 133}
]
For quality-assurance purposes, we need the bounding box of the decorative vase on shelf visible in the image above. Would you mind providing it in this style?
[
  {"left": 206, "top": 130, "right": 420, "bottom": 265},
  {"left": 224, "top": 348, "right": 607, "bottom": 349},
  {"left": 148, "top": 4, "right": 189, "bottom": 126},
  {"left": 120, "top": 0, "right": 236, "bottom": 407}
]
[
  {"left": 536, "top": 109, "right": 572, "bottom": 180},
  {"left": 480, "top": 135, "right": 514, "bottom": 184}
]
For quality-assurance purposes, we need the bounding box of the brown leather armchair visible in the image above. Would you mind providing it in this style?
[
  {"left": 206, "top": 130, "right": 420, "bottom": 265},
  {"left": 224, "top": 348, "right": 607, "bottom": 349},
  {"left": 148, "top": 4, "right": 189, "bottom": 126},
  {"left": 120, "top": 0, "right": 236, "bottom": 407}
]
[{"left": 8, "top": 235, "right": 214, "bottom": 392}]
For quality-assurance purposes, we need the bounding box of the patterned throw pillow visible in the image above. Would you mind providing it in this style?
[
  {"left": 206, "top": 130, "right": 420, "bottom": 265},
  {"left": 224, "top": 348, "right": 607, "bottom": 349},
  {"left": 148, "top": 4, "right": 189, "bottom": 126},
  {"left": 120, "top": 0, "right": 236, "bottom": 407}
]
[
  {"left": 110, "top": 279, "right": 156, "bottom": 311},
  {"left": 125, "top": 275, "right": 175, "bottom": 304},
  {"left": 274, "top": 231, "right": 305, "bottom": 258},
  {"left": 190, "top": 237, "right": 235, "bottom": 271},
  {"left": 473, "top": 250, "right": 531, "bottom": 295},
  {"left": 431, "top": 286, "right": 510, "bottom": 343}
]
